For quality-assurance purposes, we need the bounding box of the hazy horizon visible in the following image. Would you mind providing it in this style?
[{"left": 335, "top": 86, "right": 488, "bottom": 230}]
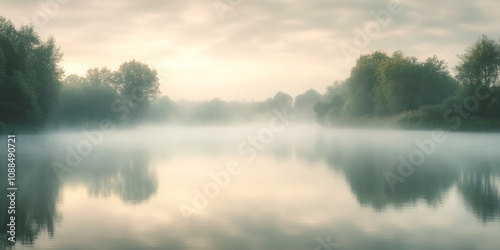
[{"left": 3, "top": 0, "right": 499, "bottom": 101}]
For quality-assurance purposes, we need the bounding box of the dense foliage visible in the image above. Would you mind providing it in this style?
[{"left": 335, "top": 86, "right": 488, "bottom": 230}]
[
  {"left": 53, "top": 61, "right": 161, "bottom": 127},
  {"left": 315, "top": 36, "right": 500, "bottom": 131},
  {"left": 0, "top": 17, "right": 62, "bottom": 131},
  {"left": 1, "top": 14, "right": 500, "bottom": 132}
]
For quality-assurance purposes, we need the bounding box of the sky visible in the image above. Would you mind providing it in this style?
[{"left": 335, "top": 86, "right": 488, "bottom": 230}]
[{"left": 2, "top": 0, "right": 500, "bottom": 101}]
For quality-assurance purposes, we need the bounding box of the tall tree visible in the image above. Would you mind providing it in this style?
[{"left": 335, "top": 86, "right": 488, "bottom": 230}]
[
  {"left": 456, "top": 35, "right": 500, "bottom": 87},
  {"left": 375, "top": 52, "right": 456, "bottom": 114},
  {"left": 113, "top": 60, "right": 160, "bottom": 121},
  {"left": 314, "top": 83, "right": 347, "bottom": 123},
  {"left": 294, "top": 89, "right": 322, "bottom": 109},
  {"left": 54, "top": 74, "right": 120, "bottom": 125},
  {"left": 294, "top": 89, "right": 322, "bottom": 120},
  {"left": 270, "top": 91, "right": 293, "bottom": 111},
  {"left": 86, "top": 67, "right": 114, "bottom": 88},
  {"left": 343, "top": 51, "right": 389, "bottom": 116},
  {"left": 0, "top": 17, "right": 63, "bottom": 129}
]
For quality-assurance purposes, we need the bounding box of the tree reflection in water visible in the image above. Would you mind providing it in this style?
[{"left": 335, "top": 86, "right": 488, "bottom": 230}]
[
  {"left": 294, "top": 130, "right": 500, "bottom": 222},
  {"left": 0, "top": 138, "right": 158, "bottom": 248}
]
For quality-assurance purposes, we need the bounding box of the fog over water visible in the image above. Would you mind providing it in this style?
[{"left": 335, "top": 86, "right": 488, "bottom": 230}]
[{"left": 1, "top": 125, "right": 500, "bottom": 249}]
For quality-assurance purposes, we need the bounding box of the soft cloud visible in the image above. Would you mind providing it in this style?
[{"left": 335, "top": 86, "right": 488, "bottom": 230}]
[{"left": 2, "top": 0, "right": 499, "bottom": 100}]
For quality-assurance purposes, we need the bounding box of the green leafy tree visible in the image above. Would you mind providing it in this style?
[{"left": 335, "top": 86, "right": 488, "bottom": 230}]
[
  {"left": 294, "top": 89, "right": 322, "bottom": 120},
  {"left": 0, "top": 17, "right": 63, "bottom": 130},
  {"left": 54, "top": 74, "right": 120, "bottom": 126},
  {"left": 314, "top": 83, "right": 347, "bottom": 123},
  {"left": 271, "top": 91, "right": 293, "bottom": 111},
  {"left": 31, "top": 37, "right": 63, "bottom": 119},
  {"left": 343, "top": 51, "right": 389, "bottom": 116},
  {"left": 147, "top": 96, "right": 177, "bottom": 123},
  {"left": 376, "top": 52, "right": 457, "bottom": 114},
  {"left": 294, "top": 89, "right": 322, "bottom": 108},
  {"left": 315, "top": 51, "right": 458, "bottom": 123},
  {"left": 86, "top": 67, "right": 115, "bottom": 88},
  {"left": 113, "top": 60, "right": 160, "bottom": 121},
  {"left": 456, "top": 35, "right": 500, "bottom": 87}
]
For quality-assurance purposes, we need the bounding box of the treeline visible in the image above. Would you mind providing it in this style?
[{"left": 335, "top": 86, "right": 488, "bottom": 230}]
[
  {"left": 314, "top": 35, "right": 500, "bottom": 131},
  {"left": 53, "top": 64, "right": 321, "bottom": 126},
  {"left": 56, "top": 84, "right": 320, "bottom": 126},
  {"left": 56, "top": 73, "right": 319, "bottom": 126},
  {"left": 0, "top": 17, "right": 161, "bottom": 132},
  {"left": 53, "top": 61, "right": 160, "bottom": 127},
  {"left": 2, "top": 14, "right": 500, "bottom": 132},
  {"left": 0, "top": 17, "right": 62, "bottom": 131},
  {"left": 145, "top": 89, "right": 321, "bottom": 124},
  {"left": 0, "top": 17, "right": 321, "bottom": 133}
]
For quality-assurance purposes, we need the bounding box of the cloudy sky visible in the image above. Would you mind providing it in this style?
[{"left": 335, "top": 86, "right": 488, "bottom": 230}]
[{"left": 2, "top": 0, "right": 500, "bottom": 101}]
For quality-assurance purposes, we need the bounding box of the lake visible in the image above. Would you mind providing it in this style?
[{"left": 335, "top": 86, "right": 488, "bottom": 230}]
[{"left": 1, "top": 125, "right": 500, "bottom": 249}]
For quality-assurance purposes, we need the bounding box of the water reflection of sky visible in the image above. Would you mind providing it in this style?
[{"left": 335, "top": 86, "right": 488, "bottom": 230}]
[{"left": 3, "top": 126, "right": 500, "bottom": 249}]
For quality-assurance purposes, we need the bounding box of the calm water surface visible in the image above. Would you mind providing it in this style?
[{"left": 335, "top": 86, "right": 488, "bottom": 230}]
[{"left": 1, "top": 125, "right": 500, "bottom": 249}]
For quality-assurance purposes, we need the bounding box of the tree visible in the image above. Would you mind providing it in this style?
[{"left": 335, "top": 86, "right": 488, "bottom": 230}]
[
  {"left": 0, "top": 17, "right": 63, "bottom": 129},
  {"left": 147, "top": 96, "right": 177, "bottom": 123},
  {"left": 456, "top": 35, "right": 500, "bottom": 87},
  {"left": 3, "top": 71, "right": 39, "bottom": 123},
  {"left": 271, "top": 91, "right": 293, "bottom": 111},
  {"left": 294, "top": 89, "right": 321, "bottom": 109},
  {"left": 314, "top": 51, "right": 458, "bottom": 123},
  {"left": 343, "top": 51, "right": 389, "bottom": 116},
  {"left": 30, "top": 36, "right": 63, "bottom": 120},
  {"left": 294, "top": 89, "right": 322, "bottom": 120},
  {"left": 113, "top": 60, "right": 160, "bottom": 121},
  {"left": 420, "top": 56, "right": 458, "bottom": 104},
  {"left": 86, "top": 67, "right": 114, "bottom": 88},
  {"left": 314, "top": 82, "right": 347, "bottom": 123},
  {"left": 53, "top": 74, "right": 120, "bottom": 125},
  {"left": 375, "top": 52, "right": 458, "bottom": 114}
]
